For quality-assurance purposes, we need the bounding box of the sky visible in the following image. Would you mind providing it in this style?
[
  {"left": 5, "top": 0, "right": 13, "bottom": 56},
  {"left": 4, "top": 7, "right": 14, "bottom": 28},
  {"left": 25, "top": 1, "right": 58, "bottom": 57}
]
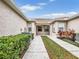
[{"left": 14, "top": 0, "right": 79, "bottom": 19}]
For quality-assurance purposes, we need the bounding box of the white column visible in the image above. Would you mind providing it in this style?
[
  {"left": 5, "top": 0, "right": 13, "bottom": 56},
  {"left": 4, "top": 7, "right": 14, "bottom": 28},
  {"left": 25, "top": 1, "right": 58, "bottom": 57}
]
[
  {"left": 50, "top": 24, "right": 52, "bottom": 36},
  {"left": 42, "top": 25, "right": 44, "bottom": 35},
  {"left": 32, "top": 22, "right": 36, "bottom": 36}
]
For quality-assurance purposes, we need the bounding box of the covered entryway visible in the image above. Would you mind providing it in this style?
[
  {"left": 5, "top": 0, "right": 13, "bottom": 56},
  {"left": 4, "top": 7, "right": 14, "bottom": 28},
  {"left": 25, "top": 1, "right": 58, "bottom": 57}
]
[{"left": 36, "top": 25, "right": 50, "bottom": 35}]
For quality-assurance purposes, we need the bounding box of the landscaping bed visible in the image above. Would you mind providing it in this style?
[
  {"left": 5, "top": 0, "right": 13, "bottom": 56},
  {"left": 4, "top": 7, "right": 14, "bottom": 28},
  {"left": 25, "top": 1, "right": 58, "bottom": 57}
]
[
  {"left": 0, "top": 34, "right": 32, "bottom": 59},
  {"left": 62, "top": 39, "right": 79, "bottom": 47},
  {"left": 41, "top": 36, "right": 79, "bottom": 59}
]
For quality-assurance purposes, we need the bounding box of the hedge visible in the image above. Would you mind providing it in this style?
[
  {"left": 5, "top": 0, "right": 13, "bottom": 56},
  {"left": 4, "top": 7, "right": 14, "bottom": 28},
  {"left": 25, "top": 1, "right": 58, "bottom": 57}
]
[{"left": 0, "top": 34, "right": 31, "bottom": 59}]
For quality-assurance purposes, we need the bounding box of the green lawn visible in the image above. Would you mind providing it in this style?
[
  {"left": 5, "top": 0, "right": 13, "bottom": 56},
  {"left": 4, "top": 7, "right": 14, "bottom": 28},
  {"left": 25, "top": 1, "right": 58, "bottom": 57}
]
[
  {"left": 41, "top": 36, "right": 79, "bottom": 59},
  {"left": 62, "top": 39, "right": 79, "bottom": 47}
]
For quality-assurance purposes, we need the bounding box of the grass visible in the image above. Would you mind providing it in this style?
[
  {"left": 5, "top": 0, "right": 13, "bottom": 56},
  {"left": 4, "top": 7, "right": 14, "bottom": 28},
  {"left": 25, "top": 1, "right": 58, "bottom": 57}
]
[
  {"left": 62, "top": 39, "right": 79, "bottom": 47},
  {"left": 41, "top": 36, "right": 79, "bottom": 59}
]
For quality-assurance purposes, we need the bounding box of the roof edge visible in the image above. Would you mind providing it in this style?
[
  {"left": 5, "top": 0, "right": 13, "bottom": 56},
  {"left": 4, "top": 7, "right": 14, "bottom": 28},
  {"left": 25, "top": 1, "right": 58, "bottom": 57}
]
[{"left": 2, "top": 0, "right": 28, "bottom": 22}]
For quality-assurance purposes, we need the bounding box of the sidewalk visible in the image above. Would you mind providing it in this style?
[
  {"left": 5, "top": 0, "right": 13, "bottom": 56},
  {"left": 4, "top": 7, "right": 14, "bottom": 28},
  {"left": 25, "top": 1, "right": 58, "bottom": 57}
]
[
  {"left": 22, "top": 36, "right": 49, "bottom": 59},
  {"left": 48, "top": 35, "right": 79, "bottom": 58}
]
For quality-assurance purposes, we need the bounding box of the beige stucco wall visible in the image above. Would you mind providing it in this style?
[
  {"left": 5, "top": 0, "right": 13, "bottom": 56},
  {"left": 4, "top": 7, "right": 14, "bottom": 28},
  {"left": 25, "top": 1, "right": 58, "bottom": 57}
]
[
  {"left": 52, "top": 22, "right": 66, "bottom": 34},
  {"left": 0, "top": 1, "right": 27, "bottom": 36},
  {"left": 68, "top": 18, "right": 79, "bottom": 33},
  {"left": 27, "top": 22, "right": 36, "bottom": 36}
]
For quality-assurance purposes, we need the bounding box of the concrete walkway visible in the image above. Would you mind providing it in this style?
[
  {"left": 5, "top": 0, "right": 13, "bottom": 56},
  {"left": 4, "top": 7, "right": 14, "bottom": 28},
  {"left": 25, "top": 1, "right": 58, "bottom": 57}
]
[
  {"left": 22, "top": 36, "right": 49, "bottom": 59},
  {"left": 48, "top": 35, "right": 79, "bottom": 58}
]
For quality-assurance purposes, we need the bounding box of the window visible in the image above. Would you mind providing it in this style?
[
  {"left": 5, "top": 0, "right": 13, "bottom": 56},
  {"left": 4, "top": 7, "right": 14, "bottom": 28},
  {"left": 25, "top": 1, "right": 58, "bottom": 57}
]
[
  {"left": 24, "top": 27, "right": 27, "bottom": 32},
  {"left": 45, "top": 29, "right": 49, "bottom": 32},
  {"left": 28, "top": 27, "right": 32, "bottom": 32},
  {"left": 37, "top": 26, "right": 42, "bottom": 32},
  {"left": 58, "top": 27, "right": 63, "bottom": 31},
  {"left": 44, "top": 26, "right": 49, "bottom": 32},
  {"left": 20, "top": 28, "right": 22, "bottom": 32}
]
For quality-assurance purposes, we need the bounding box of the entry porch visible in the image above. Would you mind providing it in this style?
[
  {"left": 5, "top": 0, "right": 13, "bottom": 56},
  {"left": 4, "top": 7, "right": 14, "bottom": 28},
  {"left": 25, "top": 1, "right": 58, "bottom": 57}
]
[{"left": 36, "top": 25, "right": 50, "bottom": 35}]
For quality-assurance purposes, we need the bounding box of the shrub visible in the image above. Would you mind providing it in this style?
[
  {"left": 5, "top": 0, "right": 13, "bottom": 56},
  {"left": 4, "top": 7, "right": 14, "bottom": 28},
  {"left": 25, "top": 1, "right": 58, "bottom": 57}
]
[{"left": 0, "top": 34, "right": 31, "bottom": 59}]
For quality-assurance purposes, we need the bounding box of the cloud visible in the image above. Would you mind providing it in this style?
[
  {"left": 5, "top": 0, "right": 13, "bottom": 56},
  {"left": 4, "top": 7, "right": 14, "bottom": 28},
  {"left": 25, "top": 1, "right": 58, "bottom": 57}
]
[
  {"left": 37, "top": 3, "right": 47, "bottom": 6},
  {"left": 49, "top": 0, "right": 55, "bottom": 2},
  {"left": 67, "top": 12, "right": 77, "bottom": 15},
  {"left": 37, "top": 12, "right": 78, "bottom": 18},
  {"left": 20, "top": 0, "right": 56, "bottom": 13},
  {"left": 20, "top": 4, "right": 42, "bottom": 13}
]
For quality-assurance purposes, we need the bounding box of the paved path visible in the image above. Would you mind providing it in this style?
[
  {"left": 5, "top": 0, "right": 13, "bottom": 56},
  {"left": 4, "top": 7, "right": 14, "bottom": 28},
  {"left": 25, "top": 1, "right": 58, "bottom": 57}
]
[
  {"left": 48, "top": 35, "right": 79, "bottom": 58},
  {"left": 22, "top": 36, "right": 49, "bottom": 59}
]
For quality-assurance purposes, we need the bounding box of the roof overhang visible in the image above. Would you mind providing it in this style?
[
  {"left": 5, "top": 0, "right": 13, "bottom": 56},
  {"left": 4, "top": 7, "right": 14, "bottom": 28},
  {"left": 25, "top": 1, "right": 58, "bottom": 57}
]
[{"left": 67, "top": 14, "right": 79, "bottom": 22}]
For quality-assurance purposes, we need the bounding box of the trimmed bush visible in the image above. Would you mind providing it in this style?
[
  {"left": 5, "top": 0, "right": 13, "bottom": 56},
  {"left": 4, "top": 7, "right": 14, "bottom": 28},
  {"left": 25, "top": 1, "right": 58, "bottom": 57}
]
[{"left": 0, "top": 34, "right": 31, "bottom": 59}]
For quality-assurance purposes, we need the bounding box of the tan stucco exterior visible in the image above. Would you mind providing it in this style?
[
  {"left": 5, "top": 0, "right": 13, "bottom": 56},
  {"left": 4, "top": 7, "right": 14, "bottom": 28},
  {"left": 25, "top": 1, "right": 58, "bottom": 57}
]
[
  {"left": 0, "top": 0, "right": 79, "bottom": 37},
  {"left": 67, "top": 17, "right": 79, "bottom": 33},
  {"left": 28, "top": 18, "right": 68, "bottom": 35},
  {"left": 0, "top": 0, "right": 27, "bottom": 36},
  {"left": 52, "top": 22, "right": 67, "bottom": 34}
]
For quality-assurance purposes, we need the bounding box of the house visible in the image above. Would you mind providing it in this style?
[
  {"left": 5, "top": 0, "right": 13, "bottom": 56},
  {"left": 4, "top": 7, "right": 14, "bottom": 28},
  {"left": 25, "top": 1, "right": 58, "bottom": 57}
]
[
  {"left": 67, "top": 14, "right": 79, "bottom": 33},
  {"left": 27, "top": 20, "right": 36, "bottom": 36},
  {"left": 0, "top": 0, "right": 28, "bottom": 36},
  {"left": 27, "top": 19, "right": 53, "bottom": 36},
  {"left": 67, "top": 14, "right": 79, "bottom": 41},
  {"left": 28, "top": 17, "right": 68, "bottom": 36},
  {"left": 50, "top": 17, "right": 68, "bottom": 35},
  {"left": 0, "top": 0, "right": 79, "bottom": 40},
  {"left": 27, "top": 15, "right": 79, "bottom": 41}
]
